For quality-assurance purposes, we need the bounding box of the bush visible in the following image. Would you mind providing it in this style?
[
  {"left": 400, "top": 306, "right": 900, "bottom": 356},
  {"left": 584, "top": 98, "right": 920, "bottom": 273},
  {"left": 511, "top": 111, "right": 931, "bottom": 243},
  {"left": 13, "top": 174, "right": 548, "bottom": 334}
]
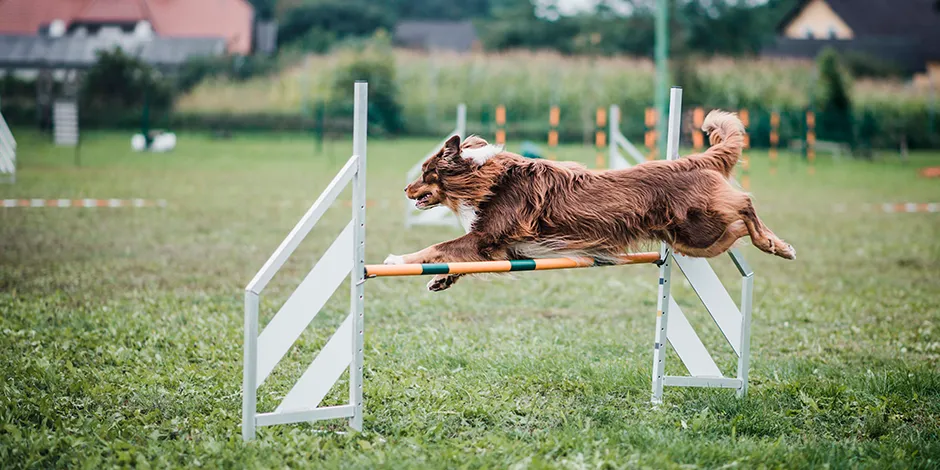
[
  {"left": 81, "top": 48, "right": 172, "bottom": 119},
  {"left": 177, "top": 55, "right": 281, "bottom": 93},
  {"left": 814, "top": 48, "right": 855, "bottom": 149},
  {"left": 278, "top": 1, "right": 391, "bottom": 49},
  {"left": 840, "top": 51, "right": 904, "bottom": 79},
  {"left": 329, "top": 36, "right": 404, "bottom": 134}
]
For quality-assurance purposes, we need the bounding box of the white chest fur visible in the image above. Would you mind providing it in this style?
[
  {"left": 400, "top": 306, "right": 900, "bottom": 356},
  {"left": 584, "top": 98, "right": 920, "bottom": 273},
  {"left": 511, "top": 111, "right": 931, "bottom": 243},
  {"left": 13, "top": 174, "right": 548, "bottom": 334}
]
[{"left": 456, "top": 202, "right": 477, "bottom": 233}]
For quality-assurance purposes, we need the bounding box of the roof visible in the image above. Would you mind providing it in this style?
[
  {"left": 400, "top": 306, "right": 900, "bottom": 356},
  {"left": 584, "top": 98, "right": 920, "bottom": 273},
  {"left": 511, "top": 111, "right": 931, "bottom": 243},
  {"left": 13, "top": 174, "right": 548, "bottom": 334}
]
[
  {"left": 777, "top": 0, "right": 940, "bottom": 59},
  {"left": 394, "top": 20, "right": 477, "bottom": 53},
  {"left": 0, "top": 0, "right": 254, "bottom": 54},
  {"left": 0, "top": 34, "right": 225, "bottom": 70}
]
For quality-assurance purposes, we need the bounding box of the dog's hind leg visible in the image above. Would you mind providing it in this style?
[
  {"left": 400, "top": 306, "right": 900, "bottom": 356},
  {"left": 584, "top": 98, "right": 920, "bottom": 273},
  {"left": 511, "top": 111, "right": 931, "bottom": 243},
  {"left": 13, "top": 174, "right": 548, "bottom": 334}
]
[
  {"left": 673, "top": 220, "right": 748, "bottom": 258},
  {"left": 739, "top": 200, "right": 796, "bottom": 260}
]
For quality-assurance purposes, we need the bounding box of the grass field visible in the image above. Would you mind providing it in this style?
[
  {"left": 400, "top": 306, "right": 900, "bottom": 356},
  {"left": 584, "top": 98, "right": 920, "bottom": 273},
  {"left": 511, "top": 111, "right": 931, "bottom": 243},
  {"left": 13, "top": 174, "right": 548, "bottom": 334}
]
[{"left": 1, "top": 129, "right": 939, "bottom": 468}]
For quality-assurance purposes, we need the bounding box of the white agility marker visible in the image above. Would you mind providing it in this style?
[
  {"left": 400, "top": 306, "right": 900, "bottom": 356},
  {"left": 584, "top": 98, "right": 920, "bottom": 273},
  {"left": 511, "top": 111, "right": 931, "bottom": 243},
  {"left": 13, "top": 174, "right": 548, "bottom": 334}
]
[
  {"left": 242, "top": 81, "right": 368, "bottom": 441},
  {"left": 242, "top": 84, "right": 755, "bottom": 440},
  {"left": 650, "top": 87, "right": 754, "bottom": 404},
  {"left": 0, "top": 103, "right": 16, "bottom": 184},
  {"left": 404, "top": 104, "right": 467, "bottom": 228}
]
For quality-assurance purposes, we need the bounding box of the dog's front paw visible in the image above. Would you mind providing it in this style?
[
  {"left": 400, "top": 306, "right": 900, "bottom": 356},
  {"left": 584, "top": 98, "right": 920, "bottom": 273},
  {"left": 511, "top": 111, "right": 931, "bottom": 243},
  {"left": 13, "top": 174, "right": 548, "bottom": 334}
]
[
  {"left": 384, "top": 254, "right": 405, "bottom": 265},
  {"left": 779, "top": 243, "right": 796, "bottom": 260},
  {"left": 427, "top": 274, "right": 459, "bottom": 292}
]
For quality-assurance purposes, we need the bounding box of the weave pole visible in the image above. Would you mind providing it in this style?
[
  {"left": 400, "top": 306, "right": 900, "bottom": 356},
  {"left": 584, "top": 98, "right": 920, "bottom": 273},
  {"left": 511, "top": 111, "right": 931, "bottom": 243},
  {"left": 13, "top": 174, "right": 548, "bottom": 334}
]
[
  {"left": 769, "top": 111, "right": 780, "bottom": 175},
  {"left": 366, "top": 252, "right": 660, "bottom": 278},
  {"left": 692, "top": 107, "right": 705, "bottom": 151},
  {"left": 595, "top": 107, "right": 607, "bottom": 169},
  {"left": 548, "top": 105, "right": 559, "bottom": 161},
  {"left": 644, "top": 108, "right": 658, "bottom": 160},
  {"left": 806, "top": 110, "right": 816, "bottom": 175},
  {"left": 495, "top": 105, "right": 507, "bottom": 146}
]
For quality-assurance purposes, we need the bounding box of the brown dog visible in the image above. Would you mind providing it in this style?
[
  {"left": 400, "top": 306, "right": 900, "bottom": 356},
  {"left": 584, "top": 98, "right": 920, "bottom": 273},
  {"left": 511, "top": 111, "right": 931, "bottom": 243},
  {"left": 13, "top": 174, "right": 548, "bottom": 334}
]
[{"left": 386, "top": 110, "right": 795, "bottom": 291}]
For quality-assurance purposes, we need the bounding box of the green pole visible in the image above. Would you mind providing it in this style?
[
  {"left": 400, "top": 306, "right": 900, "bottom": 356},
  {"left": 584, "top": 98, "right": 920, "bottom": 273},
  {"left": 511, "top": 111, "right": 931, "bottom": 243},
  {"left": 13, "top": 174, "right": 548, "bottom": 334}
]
[
  {"left": 315, "top": 101, "right": 325, "bottom": 155},
  {"left": 141, "top": 86, "right": 151, "bottom": 148},
  {"left": 655, "top": 0, "right": 669, "bottom": 158}
]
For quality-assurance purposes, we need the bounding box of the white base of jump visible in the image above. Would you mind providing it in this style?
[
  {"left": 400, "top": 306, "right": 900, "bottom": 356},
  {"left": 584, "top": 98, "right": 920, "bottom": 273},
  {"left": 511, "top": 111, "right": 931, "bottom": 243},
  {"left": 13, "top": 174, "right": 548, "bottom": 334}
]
[{"left": 242, "top": 84, "right": 754, "bottom": 440}]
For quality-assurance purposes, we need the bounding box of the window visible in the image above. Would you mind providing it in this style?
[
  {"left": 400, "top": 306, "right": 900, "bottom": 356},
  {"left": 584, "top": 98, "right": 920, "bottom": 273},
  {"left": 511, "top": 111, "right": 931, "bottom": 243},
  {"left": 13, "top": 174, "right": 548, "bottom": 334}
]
[
  {"left": 828, "top": 26, "right": 839, "bottom": 39},
  {"left": 805, "top": 27, "right": 814, "bottom": 39}
]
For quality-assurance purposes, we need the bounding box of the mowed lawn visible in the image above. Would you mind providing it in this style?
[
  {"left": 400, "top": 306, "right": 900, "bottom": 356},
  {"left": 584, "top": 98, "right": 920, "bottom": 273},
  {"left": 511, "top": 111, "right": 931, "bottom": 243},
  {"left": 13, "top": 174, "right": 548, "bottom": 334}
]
[{"left": 1, "top": 129, "right": 939, "bottom": 468}]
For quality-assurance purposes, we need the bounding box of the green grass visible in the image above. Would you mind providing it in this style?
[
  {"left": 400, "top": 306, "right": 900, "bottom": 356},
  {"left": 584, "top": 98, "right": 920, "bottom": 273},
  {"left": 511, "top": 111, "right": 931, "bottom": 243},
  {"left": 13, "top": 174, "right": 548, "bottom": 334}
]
[{"left": 1, "top": 130, "right": 939, "bottom": 468}]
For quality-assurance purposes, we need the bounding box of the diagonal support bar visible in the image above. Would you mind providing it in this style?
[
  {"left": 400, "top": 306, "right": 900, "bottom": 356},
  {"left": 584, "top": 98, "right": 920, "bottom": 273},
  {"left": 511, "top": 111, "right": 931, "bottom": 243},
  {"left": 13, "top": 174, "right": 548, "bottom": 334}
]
[
  {"left": 277, "top": 313, "right": 354, "bottom": 412},
  {"left": 247, "top": 155, "right": 358, "bottom": 294},
  {"left": 256, "top": 222, "right": 353, "bottom": 386}
]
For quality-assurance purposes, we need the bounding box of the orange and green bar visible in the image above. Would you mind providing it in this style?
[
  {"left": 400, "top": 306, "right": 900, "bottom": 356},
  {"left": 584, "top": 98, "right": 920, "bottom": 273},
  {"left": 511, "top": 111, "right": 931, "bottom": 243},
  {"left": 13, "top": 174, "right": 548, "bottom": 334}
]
[{"left": 365, "top": 252, "right": 661, "bottom": 278}]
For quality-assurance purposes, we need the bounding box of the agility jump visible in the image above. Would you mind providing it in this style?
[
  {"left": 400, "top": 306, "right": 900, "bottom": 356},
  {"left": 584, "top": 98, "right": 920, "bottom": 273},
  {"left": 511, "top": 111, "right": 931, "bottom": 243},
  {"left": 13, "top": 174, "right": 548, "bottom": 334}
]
[{"left": 242, "top": 82, "right": 755, "bottom": 441}]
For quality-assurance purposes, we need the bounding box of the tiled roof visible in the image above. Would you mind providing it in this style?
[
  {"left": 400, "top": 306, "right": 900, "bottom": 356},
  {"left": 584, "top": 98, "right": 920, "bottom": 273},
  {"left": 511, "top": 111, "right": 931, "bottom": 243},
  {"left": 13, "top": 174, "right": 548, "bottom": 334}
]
[{"left": 0, "top": 0, "right": 253, "bottom": 54}]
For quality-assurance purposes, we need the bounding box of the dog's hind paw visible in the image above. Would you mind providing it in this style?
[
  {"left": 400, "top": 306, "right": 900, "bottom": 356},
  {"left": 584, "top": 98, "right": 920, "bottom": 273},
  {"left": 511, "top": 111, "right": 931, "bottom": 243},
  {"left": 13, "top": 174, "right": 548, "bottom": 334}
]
[
  {"left": 384, "top": 254, "right": 405, "bottom": 265},
  {"left": 427, "top": 274, "right": 459, "bottom": 292},
  {"left": 778, "top": 243, "right": 796, "bottom": 260}
]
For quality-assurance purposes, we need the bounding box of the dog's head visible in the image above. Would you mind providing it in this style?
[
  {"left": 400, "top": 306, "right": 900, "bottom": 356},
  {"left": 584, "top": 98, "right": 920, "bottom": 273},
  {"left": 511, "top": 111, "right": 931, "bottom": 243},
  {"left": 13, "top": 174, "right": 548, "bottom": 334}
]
[{"left": 405, "top": 135, "right": 501, "bottom": 210}]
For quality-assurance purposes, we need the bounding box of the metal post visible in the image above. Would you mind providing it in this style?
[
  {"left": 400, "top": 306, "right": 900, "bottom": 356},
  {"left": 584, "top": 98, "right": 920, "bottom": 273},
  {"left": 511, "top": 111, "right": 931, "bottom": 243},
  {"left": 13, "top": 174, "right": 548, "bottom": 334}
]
[
  {"left": 736, "top": 273, "right": 754, "bottom": 398},
  {"left": 456, "top": 104, "right": 467, "bottom": 139},
  {"left": 242, "top": 290, "right": 259, "bottom": 441},
  {"left": 349, "top": 81, "right": 368, "bottom": 431},
  {"left": 609, "top": 105, "right": 620, "bottom": 166},
  {"left": 652, "top": 86, "right": 682, "bottom": 404},
  {"left": 651, "top": 247, "right": 673, "bottom": 404},
  {"left": 666, "top": 87, "right": 682, "bottom": 161},
  {"left": 655, "top": 0, "right": 669, "bottom": 158}
]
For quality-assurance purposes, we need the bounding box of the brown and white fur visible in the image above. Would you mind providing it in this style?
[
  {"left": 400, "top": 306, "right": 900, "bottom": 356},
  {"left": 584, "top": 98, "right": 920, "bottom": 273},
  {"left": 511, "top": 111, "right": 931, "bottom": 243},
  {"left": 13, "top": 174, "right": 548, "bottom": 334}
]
[{"left": 386, "top": 110, "right": 795, "bottom": 291}]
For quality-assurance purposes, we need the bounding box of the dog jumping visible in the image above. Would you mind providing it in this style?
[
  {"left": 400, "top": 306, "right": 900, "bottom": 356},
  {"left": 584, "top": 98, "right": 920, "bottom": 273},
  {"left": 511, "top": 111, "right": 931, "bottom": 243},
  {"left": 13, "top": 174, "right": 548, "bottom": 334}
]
[{"left": 386, "top": 110, "right": 795, "bottom": 291}]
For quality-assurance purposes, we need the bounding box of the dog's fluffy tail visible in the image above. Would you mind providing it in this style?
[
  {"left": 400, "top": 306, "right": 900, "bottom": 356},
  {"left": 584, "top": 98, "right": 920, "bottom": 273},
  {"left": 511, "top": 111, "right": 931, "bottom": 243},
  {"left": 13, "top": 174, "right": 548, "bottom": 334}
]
[{"left": 700, "top": 110, "right": 745, "bottom": 178}]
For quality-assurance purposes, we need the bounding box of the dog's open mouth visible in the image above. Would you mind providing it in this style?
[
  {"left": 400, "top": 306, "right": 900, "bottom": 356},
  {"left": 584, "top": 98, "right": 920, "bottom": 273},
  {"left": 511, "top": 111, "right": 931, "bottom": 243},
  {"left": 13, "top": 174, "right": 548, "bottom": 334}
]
[{"left": 414, "top": 192, "right": 436, "bottom": 209}]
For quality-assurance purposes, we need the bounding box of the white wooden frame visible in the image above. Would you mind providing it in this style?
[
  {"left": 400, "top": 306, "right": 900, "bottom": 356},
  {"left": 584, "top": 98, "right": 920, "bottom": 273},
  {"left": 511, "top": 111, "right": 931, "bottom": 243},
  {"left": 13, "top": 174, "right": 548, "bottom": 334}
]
[
  {"left": 242, "top": 81, "right": 368, "bottom": 441},
  {"left": 404, "top": 104, "right": 467, "bottom": 228},
  {"left": 242, "top": 85, "right": 754, "bottom": 440},
  {"left": 608, "top": 104, "right": 646, "bottom": 169},
  {"left": 0, "top": 104, "right": 16, "bottom": 183},
  {"left": 651, "top": 87, "right": 754, "bottom": 403}
]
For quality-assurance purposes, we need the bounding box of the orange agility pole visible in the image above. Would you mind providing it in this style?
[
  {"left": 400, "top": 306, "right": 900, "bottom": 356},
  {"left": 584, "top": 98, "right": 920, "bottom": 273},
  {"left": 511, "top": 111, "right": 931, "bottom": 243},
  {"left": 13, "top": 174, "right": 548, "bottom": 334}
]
[{"left": 365, "top": 252, "right": 661, "bottom": 278}]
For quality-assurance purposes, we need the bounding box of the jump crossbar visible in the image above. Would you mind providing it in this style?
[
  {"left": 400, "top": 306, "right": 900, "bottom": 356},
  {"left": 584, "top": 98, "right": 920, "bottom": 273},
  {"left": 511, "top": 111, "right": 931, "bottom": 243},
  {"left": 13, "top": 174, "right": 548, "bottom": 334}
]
[{"left": 365, "top": 252, "right": 660, "bottom": 278}]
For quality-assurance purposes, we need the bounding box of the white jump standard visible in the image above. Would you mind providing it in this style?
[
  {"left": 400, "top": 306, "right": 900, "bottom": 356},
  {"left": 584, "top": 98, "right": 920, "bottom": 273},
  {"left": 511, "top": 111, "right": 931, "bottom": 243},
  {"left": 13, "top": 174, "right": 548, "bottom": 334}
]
[{"left": 242, "top": 83, "right": 755, "bottom": 440}]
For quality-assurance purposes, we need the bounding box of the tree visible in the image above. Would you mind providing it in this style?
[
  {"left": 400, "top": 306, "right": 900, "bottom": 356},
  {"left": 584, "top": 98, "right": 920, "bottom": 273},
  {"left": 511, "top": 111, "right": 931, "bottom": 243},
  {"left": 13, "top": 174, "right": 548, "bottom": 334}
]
[
  {"left": 814, "top": 48, "right": 855, "bottom": 149},
  {"left": 278, "top": 1, "right": 393, "bottom": 49},
  {"left": 81, "top": 48, "right": 171, "bottom": 113}
]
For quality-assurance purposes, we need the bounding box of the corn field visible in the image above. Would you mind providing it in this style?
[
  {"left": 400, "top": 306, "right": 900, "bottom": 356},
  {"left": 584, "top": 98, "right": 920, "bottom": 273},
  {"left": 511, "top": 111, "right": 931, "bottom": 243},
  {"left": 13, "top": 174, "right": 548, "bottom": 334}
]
[{"left": 175, "top": 48, "right": 938, "bottom": 146}]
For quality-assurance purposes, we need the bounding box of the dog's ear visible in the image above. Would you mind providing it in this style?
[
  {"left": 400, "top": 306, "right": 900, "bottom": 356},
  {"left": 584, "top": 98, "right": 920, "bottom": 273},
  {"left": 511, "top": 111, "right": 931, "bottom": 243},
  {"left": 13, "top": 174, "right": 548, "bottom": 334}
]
[
  {"left": 441, "top": 134, "right": 462, "bottom": 160},
  {"left": 444, "top": 134, "right": 461, "bottom": 155}
]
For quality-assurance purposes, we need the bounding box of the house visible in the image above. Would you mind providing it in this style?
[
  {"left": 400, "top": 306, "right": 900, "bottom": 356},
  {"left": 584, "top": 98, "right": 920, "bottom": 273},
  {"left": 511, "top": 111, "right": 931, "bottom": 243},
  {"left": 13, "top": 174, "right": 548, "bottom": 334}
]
[
  {"left": 763, "top": 0, "right": 940, "bottom": 84},
  {"left": 393, "top": 20, "right": 479, "bottom": 53},
  {"left": 0, "top": 0, "right": 255, "bottom": 55}
]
